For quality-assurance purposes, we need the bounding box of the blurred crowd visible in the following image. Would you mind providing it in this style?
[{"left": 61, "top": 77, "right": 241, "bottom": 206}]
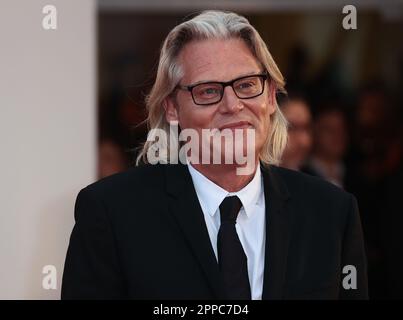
[{"left": 279, "top": 51, "right": 403, "bottom": 298}]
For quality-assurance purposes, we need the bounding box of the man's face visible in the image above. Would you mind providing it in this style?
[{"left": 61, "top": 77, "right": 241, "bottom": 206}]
[
  {"left": 281, "top": 100, "right": 312, "bottom": 169},
  {"left": 164, "top": 38, "right": 275, "bottom": 165},
  {"left": 314, "top": 111, "right": 347, "bottom": 160}
]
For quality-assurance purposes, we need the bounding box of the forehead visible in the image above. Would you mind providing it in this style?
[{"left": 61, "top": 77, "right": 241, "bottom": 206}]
[{"left": 177, "top": 38, "right": 262, "bottom": 84}]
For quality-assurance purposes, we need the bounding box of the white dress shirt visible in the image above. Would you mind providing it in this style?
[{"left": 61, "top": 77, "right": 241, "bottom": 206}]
[{"left": 187, "top": 164, "right": 266, "bottom": 300}]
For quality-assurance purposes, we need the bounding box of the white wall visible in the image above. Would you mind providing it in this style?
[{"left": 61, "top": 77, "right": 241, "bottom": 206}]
[{"left": 0, "top": 0, "right": 96, "bottom": 299}]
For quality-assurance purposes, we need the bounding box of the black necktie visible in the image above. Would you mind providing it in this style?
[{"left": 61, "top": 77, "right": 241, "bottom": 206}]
[{"left": 217, "top": 196, "right": 251, "bottom": 300}]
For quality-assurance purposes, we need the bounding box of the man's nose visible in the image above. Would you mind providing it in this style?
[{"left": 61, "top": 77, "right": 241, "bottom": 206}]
[{"left": 218, "top": 86, "right": 243, "bottom": 113}]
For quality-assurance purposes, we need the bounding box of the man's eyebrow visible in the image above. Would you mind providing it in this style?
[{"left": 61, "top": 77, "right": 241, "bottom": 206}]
[{"left": 184, "top": 70, "right": 263, "bottom": 87}]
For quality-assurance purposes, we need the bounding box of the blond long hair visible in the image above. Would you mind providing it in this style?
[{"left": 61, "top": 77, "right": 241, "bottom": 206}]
[{"left": 136, "top": 10, "right": 288, "bottom": 166}]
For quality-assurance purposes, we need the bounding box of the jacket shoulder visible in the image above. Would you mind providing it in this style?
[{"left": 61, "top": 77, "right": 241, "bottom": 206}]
[
  {"left": 269, "top": 166, "right": 358, "bottom": 236},
  {"left": 269, "top": 165, "right": 353, "bottom": 203},
  {"left": 80, "top": 164, "right": 165, "bottom": 199}
]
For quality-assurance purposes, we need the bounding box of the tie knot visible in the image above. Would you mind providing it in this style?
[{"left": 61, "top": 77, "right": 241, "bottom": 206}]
[{"left": 219, "top": 196, "right": 242, "bottom": 223}]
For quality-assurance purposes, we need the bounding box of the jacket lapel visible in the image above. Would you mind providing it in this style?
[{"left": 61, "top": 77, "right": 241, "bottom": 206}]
[
  {"left": 261, "top": 165, "right": 292, "bottom": 299},
  {"left": 164, "top": 163, "right": 225, "bottom": 299}
]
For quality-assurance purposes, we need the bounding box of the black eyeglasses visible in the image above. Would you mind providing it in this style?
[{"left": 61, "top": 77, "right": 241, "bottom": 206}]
[{"left": 176, "top": 72, "right": 269, "bottom": 106}]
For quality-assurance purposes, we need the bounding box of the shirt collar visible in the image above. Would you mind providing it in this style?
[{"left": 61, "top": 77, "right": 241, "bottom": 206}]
[{"left": 187, "top": 163, "right": 263, "bottom": 218}]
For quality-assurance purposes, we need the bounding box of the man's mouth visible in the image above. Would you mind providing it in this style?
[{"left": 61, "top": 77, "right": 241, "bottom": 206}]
[{"left": 218, "top": 121, "right": 253, "bottom": 131}]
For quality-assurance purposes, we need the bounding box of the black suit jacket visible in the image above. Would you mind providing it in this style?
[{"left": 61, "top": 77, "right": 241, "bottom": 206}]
[{"left": 61, "top": 164, "right": 368, "bottom": 299}]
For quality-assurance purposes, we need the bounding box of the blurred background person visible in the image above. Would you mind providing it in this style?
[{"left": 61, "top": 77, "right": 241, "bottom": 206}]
[
  {"left": 302, "top": 104, "right": 349, "bottom": 189},
  {"left": 280, "top": 93, "right": 313, "bottom": 171}
]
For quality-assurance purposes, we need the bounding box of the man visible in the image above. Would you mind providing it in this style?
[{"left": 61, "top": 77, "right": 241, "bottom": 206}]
[
  {"left": 61, "top": 10, "right": 368, "bottom": 299},
  {"left": 280, "top": 94, "right": 313, "bottom": 171}
]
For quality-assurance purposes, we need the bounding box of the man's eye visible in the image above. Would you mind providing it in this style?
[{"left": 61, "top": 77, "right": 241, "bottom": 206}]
[
  {"left": 203, "top": 88, "right": 219, "bottom": 94},
  {"left": 196, "top": 86, "right": 220, "bottom": 96},
  {"left": 237, "top": 81, "right": 256, "bottom": 89}
]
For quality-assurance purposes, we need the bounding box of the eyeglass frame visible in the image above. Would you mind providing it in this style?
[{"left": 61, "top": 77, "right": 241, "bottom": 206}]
[{"left": 175, "top": 71, "right": 270, "bottom": 106}]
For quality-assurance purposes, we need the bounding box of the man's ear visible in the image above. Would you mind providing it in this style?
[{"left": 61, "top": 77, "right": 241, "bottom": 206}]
[{"left": 164, "top": 95, "right": 179, "bottom": 123}]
